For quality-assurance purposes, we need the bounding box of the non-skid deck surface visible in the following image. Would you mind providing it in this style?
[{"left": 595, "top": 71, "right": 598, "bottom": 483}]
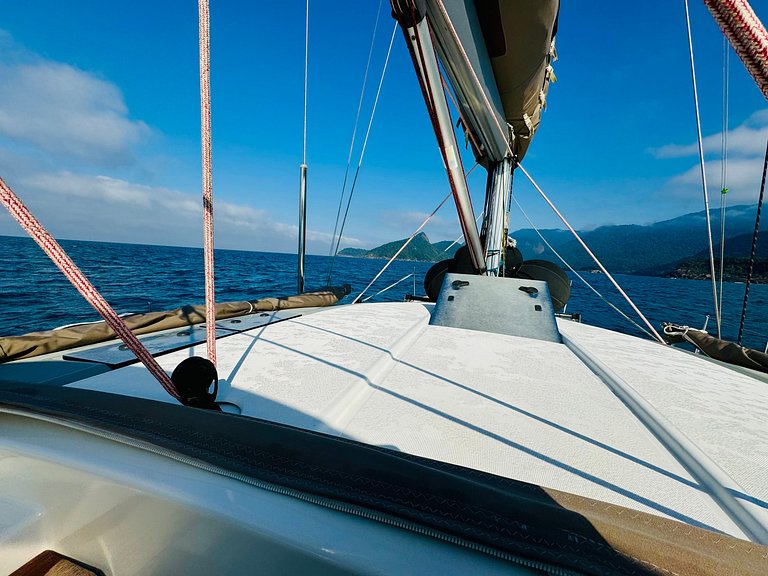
[{"left": 70, "top": 302, "right": 767, "bottom": 539}]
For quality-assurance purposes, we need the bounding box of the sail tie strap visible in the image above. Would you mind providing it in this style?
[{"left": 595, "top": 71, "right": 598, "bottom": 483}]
[
  {"left": 702, "top": 0, "right": 768, "bottom": 100},
  {"left": 0, "top": 177, "right": 181, "bottom": 401},
  {"left": 198, "top": 0, "right": 217, "bottom": 366}
]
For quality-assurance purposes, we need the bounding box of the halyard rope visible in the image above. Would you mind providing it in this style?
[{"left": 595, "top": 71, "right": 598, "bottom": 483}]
[
  {"left": 702, "top": 0, "right": 768, "bottom": 100},
  {"left": 0, "top": 177, "right": 181, "bottom": 400},
  {"left": 685, "top": 0, "right": 722, "bottom": 339},
  {"left": 199, "top": 0, "right": 217, "bottom": 366}
]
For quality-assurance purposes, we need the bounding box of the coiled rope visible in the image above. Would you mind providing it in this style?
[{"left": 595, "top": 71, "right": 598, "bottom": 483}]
[{"left": 0, "top": 177, "right": 181, "bottom": 400}]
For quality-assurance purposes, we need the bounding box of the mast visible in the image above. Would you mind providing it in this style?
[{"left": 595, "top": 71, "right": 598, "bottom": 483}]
[
  {"left": 482, "top": 158, "right": 513, "bottom": 275},
  {"left": 391, "top": 2, "right": 485, "bottom": 272}
]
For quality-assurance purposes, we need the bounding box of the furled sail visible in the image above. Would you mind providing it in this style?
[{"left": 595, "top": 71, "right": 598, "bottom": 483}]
[{"left": 424, "top": 0, "right": 559, "bottom": 163}]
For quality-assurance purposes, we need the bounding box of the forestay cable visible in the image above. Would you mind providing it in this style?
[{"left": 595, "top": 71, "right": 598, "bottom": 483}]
[
  {"left": 684, "top": 0, "right": 721, "bottom": 339},
  {"left": 0, "top": 177, "right": 181, "bottom": 401},
  {"left": 198, "top": 0, "right": 217, "bottom": 365},
  {"left": 328, "top": 22, "right": 398, "bottom": 284}
]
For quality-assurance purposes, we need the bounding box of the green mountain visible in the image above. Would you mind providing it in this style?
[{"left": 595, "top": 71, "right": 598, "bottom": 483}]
[
  {"left": 338, "top": 233, "right": 456, "bottom": 262},
  {"left": 513, "top": 205, "right": 763, "bottom": 274},
  {"left": 432, "top": 240, "right": 462, "bottom": 259},
  {"left": 647, "top": 232, "right": 768, "bottom": 281},
  {"left": 337, "top": 205, "right": 765, "bottom": 273}
]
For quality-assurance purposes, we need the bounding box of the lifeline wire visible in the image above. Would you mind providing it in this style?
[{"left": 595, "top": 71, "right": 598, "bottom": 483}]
[
  {"left": 327, "top": 0, "right": 384, "bottom": 275},
  {"left": 431, "top": 0, "right": 664, "bottom": 344},
  {"left": 353, "top": 190, "right": 452, "bottom": 304},
  {"left": 198, "top": 0, "right": 217, "bottom": 365},
  {"left": 684, "top": 0, "right": 721, "bottom": 339},
  {"left": 0, "top": 177, "right": 181, "bottom": 400}
]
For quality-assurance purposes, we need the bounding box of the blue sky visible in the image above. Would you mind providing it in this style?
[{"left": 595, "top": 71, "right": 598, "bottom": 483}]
[{"left": 0, "top": 1, "right": 766, "bottom": 254}]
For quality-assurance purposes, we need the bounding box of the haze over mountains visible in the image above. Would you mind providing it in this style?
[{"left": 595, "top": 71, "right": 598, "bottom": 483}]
[{"left": 339, "top": 205, "right": 767, "bottom": 278}]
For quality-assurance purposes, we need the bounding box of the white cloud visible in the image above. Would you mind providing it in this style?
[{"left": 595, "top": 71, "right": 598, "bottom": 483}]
[
  {"left": 3, "top": 170, "right": 360, "bottom": 253},
  {"left": 651, "top": 109, "right": 768, "bottom": 159},
  {"left": 0, "top": 61, "right": 148, "bottom": 166},
  {"left": 0, "top": 32, "right": 361, "bottom": 253}
]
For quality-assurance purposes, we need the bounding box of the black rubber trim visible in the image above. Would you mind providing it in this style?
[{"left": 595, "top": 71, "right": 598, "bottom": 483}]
[{"left": 0, "top": 384, "right": 655, "bottom": 575}]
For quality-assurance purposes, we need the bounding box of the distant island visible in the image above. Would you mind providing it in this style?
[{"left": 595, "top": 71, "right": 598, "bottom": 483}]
[
  {"left": 339, "top": 233, "right": 460, "bottom": 262},
  {"left": 339, "top": 205, "right": 768, "bottom": 282}
]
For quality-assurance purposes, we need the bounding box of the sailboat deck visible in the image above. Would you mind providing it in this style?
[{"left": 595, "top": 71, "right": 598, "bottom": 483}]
[{"left": 65, "top": 301, "right": 768, "bottom": 541}]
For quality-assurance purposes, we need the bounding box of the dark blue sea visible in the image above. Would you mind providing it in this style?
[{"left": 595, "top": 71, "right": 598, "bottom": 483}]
[{"left": 2, "top": 234, "right": 768, "bottom": 350}]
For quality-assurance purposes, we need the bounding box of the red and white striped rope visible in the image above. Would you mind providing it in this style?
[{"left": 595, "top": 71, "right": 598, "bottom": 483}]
[
  {"left": 703, "top": 0, "right": 768, "bottom": 100},
  {"left": 198, "top": 0, "right": 217, "bottom": 366},
  {"left": 0, "top": 177, "right": 181, "bottom": 401}
]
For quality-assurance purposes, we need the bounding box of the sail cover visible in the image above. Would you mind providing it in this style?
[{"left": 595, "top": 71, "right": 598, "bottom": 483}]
[{"left": 425, "top": 0, "right": 559, "bottom": 163}]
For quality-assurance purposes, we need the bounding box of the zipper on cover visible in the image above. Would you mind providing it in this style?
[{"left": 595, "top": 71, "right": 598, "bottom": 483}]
[{"left": 2, "top": 408, "right": 581, "bottom": 576}]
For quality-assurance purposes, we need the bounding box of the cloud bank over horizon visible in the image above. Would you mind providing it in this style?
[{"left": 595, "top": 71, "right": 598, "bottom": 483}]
[{"left": 0, "top": 31, "right": 362, "bottom": 254}]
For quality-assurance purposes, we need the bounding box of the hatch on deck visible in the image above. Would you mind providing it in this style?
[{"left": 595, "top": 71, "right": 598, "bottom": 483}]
[{"left": 429, "top": 273, "right": 561, "bottom": 342}]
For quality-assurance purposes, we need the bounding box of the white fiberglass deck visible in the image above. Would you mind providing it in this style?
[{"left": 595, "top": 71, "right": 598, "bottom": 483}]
[{"left": 70, "top": 301, "right": 768, "bottom": 541}]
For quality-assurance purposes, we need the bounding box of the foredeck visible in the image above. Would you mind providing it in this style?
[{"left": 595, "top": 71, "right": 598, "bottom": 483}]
[{"left": 64, "top": 301, "right": 768, "bottom": 542}]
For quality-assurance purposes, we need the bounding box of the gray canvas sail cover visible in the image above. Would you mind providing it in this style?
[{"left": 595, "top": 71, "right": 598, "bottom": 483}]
[
  {"left": 424, "top": 0, "right": 559, "bottom": 163},
  {"left": 663, "top": 322, "right": 768, "bottom": 374},
  {"left": 0, "top": 286, "right": 350, "bottom": 363}
]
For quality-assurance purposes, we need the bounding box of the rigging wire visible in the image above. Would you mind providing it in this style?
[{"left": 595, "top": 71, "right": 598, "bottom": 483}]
[
  {"left": 512, "top": 196, "right": 656, "bottom": 341},
  {"left": 352, "top": 190, "right": 452, "bottom": 304},
  {"left": 361, "top": 273, "right": 414, "bottom": 303},
  {"left": 430, "top": 0, "right": 664, "bottom": 344},
  {"left": 737, "top": 139, "right": 768, "bottom": 345},
  {"left": 515, "top": 163, "right": 666, "bottom": 344},
  {"left": 684, "top": 0, "right": 721, "bottom": 339},
  {"left": 327, "top": 0, "right": 384, "bottom": 277},
  {"left": 198, "top": 0, "right": 217, "bottom": 365},
  {"left": 327, "top": 21, "right": 398, "bottom": 285},
  {"left": 302, "top": 0, "right": 309, "bottom": 167},
  {"left": 718, "top": 37, "right": 729, "bottom": 324}
]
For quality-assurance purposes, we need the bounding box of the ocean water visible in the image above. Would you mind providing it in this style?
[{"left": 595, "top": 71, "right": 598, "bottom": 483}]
[{"left": 2, "top": 234, "right": 768, "bottom": 350}]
